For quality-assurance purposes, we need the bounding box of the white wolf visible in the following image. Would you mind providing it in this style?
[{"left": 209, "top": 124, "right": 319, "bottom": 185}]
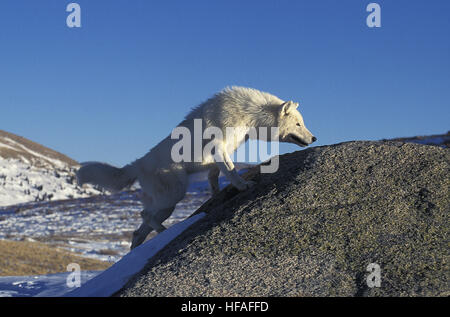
[{"left": 76, "top": 86, "right": 316, "bottom": 249}]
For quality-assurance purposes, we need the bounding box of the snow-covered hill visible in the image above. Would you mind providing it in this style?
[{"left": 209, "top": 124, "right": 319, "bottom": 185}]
[{"left": 0, "top": 130, "right": 104, "bottom": 207}]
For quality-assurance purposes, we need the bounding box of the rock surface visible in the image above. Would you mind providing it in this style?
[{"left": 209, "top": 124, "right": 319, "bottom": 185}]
[{"left": 118, "top": 141, "right": 449, "bottom": 297}]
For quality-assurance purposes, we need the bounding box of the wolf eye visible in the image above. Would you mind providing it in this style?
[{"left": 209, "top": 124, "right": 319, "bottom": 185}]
[{"left": 296, "top": 123, "right": 301, "bottom": 127}]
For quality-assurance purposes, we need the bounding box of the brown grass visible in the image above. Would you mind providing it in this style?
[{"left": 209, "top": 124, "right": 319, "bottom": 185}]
[{"left": 0, "top": 239, "right": 111, "bottom": 276}]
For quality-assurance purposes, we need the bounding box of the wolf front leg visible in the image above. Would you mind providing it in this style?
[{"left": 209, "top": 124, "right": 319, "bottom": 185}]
[{"left": 214, "top": 146, "right": 255, "bottom": 191}]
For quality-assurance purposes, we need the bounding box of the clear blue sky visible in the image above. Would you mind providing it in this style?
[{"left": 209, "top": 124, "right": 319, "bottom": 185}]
[{"left": 1, "top": 0, "right": 449, "bottom": 166}]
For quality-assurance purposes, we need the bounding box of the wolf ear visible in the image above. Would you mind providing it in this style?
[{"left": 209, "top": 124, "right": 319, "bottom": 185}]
[{"left": 280, "top": 101, "right": 299, "bottom": 116}]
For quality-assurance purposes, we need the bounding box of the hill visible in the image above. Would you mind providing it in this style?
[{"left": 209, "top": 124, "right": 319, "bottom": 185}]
[
  {"left": 0, "top": 130, "right": 78, "bottom": 169},
  {"left": 0, "top": 130, "right": 103, "bottom": 206}
]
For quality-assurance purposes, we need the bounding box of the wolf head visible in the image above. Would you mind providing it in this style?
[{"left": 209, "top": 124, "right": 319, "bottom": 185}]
[{"left": 276, "top": 101, "right": 316, "bottom": 147}]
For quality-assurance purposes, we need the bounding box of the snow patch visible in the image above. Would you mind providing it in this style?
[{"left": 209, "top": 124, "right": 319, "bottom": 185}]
[{"left": 0, "top": 157, "right": 104, "bottom": 207}]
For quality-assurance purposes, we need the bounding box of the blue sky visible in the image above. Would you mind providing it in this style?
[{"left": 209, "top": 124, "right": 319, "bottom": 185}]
[{"left": 0, "top": 0, "right": 449, "bottom": 166}]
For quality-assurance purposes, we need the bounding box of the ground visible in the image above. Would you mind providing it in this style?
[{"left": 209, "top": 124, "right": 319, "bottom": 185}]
[{"left": 0, "top": 239, "right": 110, "bottom": 276}]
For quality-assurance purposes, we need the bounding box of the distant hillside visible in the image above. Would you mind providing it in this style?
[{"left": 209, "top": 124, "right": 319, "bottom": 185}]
[
  {"left": 382, "top": 131, "right": 449, "bottom": 148},
  {"left": 0, "top": 130, "right": 78, "bottom": 169},
  {"left": 0, "top": 130, "right": 104, "bottom": 207}
]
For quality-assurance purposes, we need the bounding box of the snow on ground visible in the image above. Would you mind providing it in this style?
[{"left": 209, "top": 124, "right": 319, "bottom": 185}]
[
  {"left": 0, "top": 157, "right": 104, "bottom": 207},
  {"left": 0, "top": 130, "right": 104, "bottom": 207}
]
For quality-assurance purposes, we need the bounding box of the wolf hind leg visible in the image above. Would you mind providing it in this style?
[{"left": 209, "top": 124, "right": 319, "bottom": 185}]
[
  {"left": 130, "top": 206, "right": 176, "bottom": 249},
  {"left": 130, "top": 216, "right": 153, "bottom": 250},
  {"left": 148, "top": 206, "right": 176, "bottom": 233},
  {"left": 130, "top": 168, "right": 187, "bottom": 248}
]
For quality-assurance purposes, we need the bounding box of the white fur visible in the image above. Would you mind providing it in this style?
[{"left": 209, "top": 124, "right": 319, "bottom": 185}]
[{"left": 76, "top": 86, "right": 316, "bottom": 248}]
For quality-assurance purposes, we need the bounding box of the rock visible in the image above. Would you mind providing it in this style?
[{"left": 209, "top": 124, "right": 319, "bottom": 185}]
[{"left": 118, "top": 141, "right": 449, "bottom": 297}]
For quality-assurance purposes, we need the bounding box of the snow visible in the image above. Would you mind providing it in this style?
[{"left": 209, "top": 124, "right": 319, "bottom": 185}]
[
  {"left": 0, "top": 143, "right": 17, "bottom": 151},
  {"left": 0, "top": 132, "right": 109, "bottom": 207},
  {"left": 0, "top": 157, "right": 104, "bottom": 207}
]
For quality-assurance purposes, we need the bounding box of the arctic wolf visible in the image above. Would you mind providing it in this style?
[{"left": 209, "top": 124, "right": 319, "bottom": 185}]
[{"left": 77, "top": 86, "right": 316, "bottom": 249}]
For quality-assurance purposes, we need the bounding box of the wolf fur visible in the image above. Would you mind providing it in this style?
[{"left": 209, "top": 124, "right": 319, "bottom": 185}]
[{"left": 76, "top": 86, "right": 316, "bottom": 249}]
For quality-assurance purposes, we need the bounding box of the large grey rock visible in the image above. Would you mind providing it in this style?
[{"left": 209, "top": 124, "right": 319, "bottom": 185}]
[{"left": 119, "top": 141, "right": 449, "bottom": 297}]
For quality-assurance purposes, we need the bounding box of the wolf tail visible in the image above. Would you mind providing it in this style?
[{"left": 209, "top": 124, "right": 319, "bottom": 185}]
[{"left": 76, "top": 162, "right": 137, "bottom": 192}]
